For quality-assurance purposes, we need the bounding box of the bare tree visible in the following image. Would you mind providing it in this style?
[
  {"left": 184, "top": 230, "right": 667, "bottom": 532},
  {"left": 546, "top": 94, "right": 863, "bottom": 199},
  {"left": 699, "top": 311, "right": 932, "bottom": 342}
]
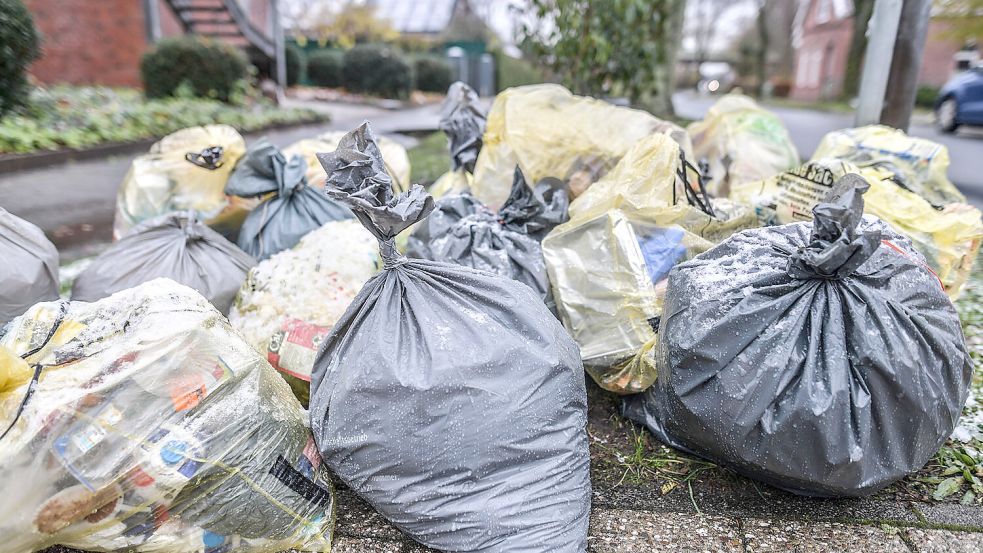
[{"left": 687, "top": 0, "right": 735, "bottom": 64}]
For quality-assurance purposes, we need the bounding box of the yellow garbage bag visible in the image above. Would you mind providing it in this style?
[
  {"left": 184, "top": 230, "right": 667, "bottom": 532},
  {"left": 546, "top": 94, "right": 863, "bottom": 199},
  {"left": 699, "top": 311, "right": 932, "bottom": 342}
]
[
  {"left": 810, "top": 125, "right": 965, "bottom": 206},
  {"left": 113, "top": 125, "right": 249, "bottom": 240},
  {"left": 543, "top": 134, "right": 757, "bottom": 394},
  {"left": 229, "top": 219, "right": 379, "bottom": 406},
  {"left": 687, "top": 94, "right": 800, "bottom": 197},
  {"left": 471, "top": 84, "right": 693, "bottom": 209},
  {"left": 732, "top": 158, "right": 982, "bottom": 298},
  {"left": 286, "top": 131, "right": 411, "bottom": 192},
  {"left": 0, "top": 346, "right": 30, "bottom": 394},
  {"left": 0, "top": 280, "right": 335, "bottom": 553},
  {"left": 429, "top": 169, "right": 473, "bottom": 200}
]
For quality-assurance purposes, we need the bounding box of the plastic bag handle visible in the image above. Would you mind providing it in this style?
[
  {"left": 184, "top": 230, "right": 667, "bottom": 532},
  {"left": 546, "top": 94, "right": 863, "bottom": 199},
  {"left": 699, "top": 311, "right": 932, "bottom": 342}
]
[{"left": 185, "top": 146, "right": 225, "bottom": 170}]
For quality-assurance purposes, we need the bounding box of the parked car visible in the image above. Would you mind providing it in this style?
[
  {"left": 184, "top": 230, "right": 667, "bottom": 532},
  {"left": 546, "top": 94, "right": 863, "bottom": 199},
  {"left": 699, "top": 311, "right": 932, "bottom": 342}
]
[{"left": 936, "top": 64, "right": 983, "bottom": 133}]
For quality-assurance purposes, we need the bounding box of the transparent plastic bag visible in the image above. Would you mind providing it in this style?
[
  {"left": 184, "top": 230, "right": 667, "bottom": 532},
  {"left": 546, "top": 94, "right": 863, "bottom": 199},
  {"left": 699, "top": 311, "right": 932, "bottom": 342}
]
[
  {"left": 0, "top": 280, "right": 335, "bottom": 553},
  {"left": 687, "top": 94, "right": 800, "bottom": 197},
  {"left": 471, "top": 84, "right": 693, "bottom": 209},
  {"left": 543, "top": 133, "right": 757, "bottom": 394},
  {"left": 113, "top": 125, "right": 250, "bottom": 240},
  {"left": 229, "top": 220, "right": 379, "bottom": 406}
]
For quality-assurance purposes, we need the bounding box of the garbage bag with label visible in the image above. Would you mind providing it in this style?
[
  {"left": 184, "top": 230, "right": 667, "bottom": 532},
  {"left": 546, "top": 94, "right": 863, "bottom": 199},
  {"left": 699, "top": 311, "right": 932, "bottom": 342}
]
[
  {"left": 623, "top": 175, "right": 973, "bottom": 497},
  {"left": 687, "top": 94, "right": 800, "bottom": 197},
  {"left": 310, "top": 123, "right": 591, "bottom": 552},
  {"left": 0, "top": 207, "right": 59, "bottom": 324},
  {"left": 429, "top": 81, "right": 487, "bottom": 200},
  {"left": 284, "top": 132, "right": 412, "bottom": 192},
  {"left": 811, "top": 125, "right": 964, "bottom": 207},
  {"left": 71, "top": 211, "right": 255, "bottom": 314},
  {"left": 229, "top": 219, "right": 379, "bottom": 406},
  {"left": 0, "top": 279, "right": 335, "bottom": 553},
  {"left": 471, "top": 83, "right": 693, "bottom": 208},
  {"left": 543, "top": 133, "right": 757, "bottom": 394},
  {"left": 225, "top": 138, "right": 353, "bottom": 260},
  {"left": 406, "top": 166, "right": 568, "bottom": 310},
  {"left": 732, "top": 158, "right": 982, "bottom": 298},
  {"left": 113, "top": 125, "right": 250, "bottom": 240}
]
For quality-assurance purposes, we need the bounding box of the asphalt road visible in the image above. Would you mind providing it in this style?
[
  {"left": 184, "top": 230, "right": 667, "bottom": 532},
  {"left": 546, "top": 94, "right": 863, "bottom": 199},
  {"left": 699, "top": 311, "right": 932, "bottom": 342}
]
[{"left": 673, "top": 92, "right": 983, "bottom": 208}]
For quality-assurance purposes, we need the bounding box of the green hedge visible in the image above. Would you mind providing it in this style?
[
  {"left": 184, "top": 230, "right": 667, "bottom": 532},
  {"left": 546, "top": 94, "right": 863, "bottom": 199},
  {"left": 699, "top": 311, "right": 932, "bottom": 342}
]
[
  {"left": 0, "top": 0, "right": 41, "bottom": 116},
  {"left": 413, "top": 57, "right": 453, "bottom": 92},
  {"left": 286, "top": 43, "right": 304, "bottom": 86},
  {"left": 916, "top": 85, "right": 940, "bottom": 109},
  {"left": 342, "top": 44, "right": 411, "bottom": 98},
  {"left": 140, "top": 37, "right": 250, "bottom": 102},
  {"left": 495, "top": 51, "right": 547, "bottom": 91},
  {"left": 307, "top": 50, "right": 343, "bottom": 87}
]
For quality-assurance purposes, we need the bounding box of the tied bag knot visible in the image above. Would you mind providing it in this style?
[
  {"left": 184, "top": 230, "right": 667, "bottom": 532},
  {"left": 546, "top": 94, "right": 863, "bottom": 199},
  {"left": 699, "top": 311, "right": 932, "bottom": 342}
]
[
  {"left": 787, "top": 173, "right": 882, "bottom": 280},
  {"left": 316, "top": 122, "right": 434, "bottom": 267},
  {"left": 497, "top": 166, "right": 569, "bottom": 238}
]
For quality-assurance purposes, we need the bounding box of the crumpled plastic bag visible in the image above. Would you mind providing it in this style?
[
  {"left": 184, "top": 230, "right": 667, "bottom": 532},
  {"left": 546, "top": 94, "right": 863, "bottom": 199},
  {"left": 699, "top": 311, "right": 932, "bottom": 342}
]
[
  {"left": 284, "top": 132, "right": 411, "bottom": 192},
  {"left": 687, "top": 94, "right": 800, "bottom": 197},
  {"left": 623, "top": 175, "right": 973, "bottom": 497},
  {"left": 732, "top": 158, "right": 982, "bottom": 298},
  {"left": 113, "top": 125, "right": 250, "bottom": 240},
  {"left": 543, "top": 133, "right": 758, "bottom": 394},
  {"left": 811, "top": 125, "right": 964, "bottom": 206},
  {"left": 225, "top": 138, "right": 353, "bottom": 260},
  {"left": 229, "top": 219, "right": 379, "bottom": 406},
  {"left": 0, "top": 279, "right": 335, "bottom": 553},
  {"left": 0, "top": 207, "right": 59, "bottom": 324},
  {"left": 311, "top": 123, "right": 591, "bottom": 552},
  {"left": 471, "top": 83, "right": 693, "bottom": 209},
  {"left": 428, "top": 81, "right": 487, "bottom": 200},
  {"left": 71, "top": 211, "right": 255, "bottom": 314},
  {"left": 407, "top": 167, "right": 568, "bottom": 310}
]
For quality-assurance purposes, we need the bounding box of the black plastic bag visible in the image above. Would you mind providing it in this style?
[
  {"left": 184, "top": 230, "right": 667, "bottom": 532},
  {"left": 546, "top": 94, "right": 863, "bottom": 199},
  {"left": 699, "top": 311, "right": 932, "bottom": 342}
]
[
  {"left": 71, "top": 211, "right": 255, "bottom": 314},
  {"left": 623, "top": 174, "right": 973, "bottom": 497},
  {"left": 440, "top": 81, "right": 486, "bottom": 173},
  {"left": 310, "top": 123, "right": 591, "bottom": 551},
  {"left": 225, "top": 138, "right": 352, "bottom": 260},
  {"left": 406, "top": 166, "right": 568, "bottom": 309}
]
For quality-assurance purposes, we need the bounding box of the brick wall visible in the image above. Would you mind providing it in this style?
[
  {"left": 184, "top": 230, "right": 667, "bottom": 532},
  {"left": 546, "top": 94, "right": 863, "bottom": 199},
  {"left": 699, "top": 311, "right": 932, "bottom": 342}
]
[
  {"left": 918, "top": 20, "right": 980, "bottom": 88},
  {"left": 26, "top": 0, "right": 149, "bottom": 87}
]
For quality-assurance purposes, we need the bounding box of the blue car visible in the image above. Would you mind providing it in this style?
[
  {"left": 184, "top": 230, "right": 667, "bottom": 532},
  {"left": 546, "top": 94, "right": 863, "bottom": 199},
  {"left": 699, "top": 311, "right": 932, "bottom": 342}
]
[{"left": 936, "top": 64, "right": 983, "bottom": 133}]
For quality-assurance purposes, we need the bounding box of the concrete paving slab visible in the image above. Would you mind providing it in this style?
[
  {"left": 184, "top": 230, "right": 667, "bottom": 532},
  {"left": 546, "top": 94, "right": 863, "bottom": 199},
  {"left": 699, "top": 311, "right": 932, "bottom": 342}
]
[
  {"left": 588, "top": 508, "right": 743, "bottom": 552},
  {"left": 741, "top": 519, "right": 910, "bottom": 552},
  {"left": 912, "top": 502, "right": 983, "bottom": 531},
  {"left": 904, "top": 528, "right": 983, "bottom": 552}
]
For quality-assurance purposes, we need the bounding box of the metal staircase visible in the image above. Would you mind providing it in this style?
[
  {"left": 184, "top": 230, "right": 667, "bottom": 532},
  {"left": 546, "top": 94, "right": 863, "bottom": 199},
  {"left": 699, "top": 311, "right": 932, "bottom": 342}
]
[{"left": 164, "top": 0, "right": 275, "bottom": 61}]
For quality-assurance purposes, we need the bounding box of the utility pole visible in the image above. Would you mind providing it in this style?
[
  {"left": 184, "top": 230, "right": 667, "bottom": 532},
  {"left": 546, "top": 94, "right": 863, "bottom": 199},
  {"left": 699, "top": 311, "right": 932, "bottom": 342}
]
[
  {"left": 880, "top": 0, "right": 932, "bottom": 131},
  {"left": 854, "top": 0, "right": 903, "bottom": 126}
]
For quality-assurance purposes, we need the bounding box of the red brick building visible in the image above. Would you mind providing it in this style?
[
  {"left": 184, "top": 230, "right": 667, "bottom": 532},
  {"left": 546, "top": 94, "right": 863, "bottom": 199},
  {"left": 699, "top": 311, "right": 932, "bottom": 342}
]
[
  {"left": 25, "top": 0, "right": 275, "bottom": 88},
  {"left": 790, "top": 0, "right": 982, "bottom": 101}
]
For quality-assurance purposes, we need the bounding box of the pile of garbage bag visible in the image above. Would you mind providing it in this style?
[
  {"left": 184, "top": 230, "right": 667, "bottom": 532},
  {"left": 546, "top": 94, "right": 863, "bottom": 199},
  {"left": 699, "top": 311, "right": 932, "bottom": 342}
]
[
  {"left": 0, "top": 279, "right": 335, "bottom": 553},
  {"left": 311, "top": 123, "right": 591, "bottom": 551},
  {"left": 407, "top": 166, "right": 568, "bottom": 310},
  {"left": 0, "top": 207, "right": 59, "bottom": 324},
  {"left": 471, "top": 83, "right": 692, "bottom": 208},
  {"left": 229, "top": 219, "right": 379, "bottom": 405},
  {"left": 71, "top": 211, "right": 256, "bottom": 314},
  {"left": 284, "top": 131, "right": 411, "bottom": 192},
  {"left": 623, "top": 176, "right": 973, "bottom": 496},
  {"left": 543, "top": 132, "right": 757, "bottom": 393},
  {"left": 225, "top": 138, "right": 353, "bottom": 260},
  {"left": 687, "top": 94, "right": 801, "bottom": 197},
  {"left": 113, "top": 125, "right": 249, "bottom": 240},
  {"left": 732, "top": 158, "right": 982, "bottom": 298}
]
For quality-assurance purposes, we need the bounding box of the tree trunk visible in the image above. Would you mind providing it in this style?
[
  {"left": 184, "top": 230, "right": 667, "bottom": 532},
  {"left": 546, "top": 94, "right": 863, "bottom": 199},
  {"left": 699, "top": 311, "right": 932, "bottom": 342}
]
[
  {"left": 880, "top": 0, "right": 932, "bottom": 130},
  {"left": 755, "top": 0, "right": 769, "bottom": 97},
  {"left": 843, "top": 0, "right": 875, "bottom": 99},
  {"left": 650, "top": 0, "right": 686, "bottom": 117}
]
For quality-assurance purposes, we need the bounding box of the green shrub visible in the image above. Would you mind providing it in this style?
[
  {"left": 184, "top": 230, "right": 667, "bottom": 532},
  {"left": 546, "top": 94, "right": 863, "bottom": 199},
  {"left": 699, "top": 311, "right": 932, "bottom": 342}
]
[
  {"left": 285, "top": 43, "right": 303, "bottom": 86},
  {"left": 413, "top": 57, "right": 453, "bottom": 92},
  {"left": 342, "top": 44, "right": 411, "bottom": 98},
  {"left": 916, "top": 85, "right": 940, "bottom": 109},
  {"left": 495, "top": 51, "right": 547, "bottom": 91},
  {"left": 307, "top": 50, "right": 343, "bottom": 87},
  {"left": 0, "top": 0, "right": 41, "bottom": 116},
  {"left": 140, "top": 37, "right": 249, "bottom": 102}
]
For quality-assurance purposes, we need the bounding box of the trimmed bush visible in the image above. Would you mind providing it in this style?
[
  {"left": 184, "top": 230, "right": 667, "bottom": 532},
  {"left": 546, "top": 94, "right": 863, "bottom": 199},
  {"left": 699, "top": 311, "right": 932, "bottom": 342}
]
[
  {"left": 413, "top": 57, "right": 453, "bottom": 92},
  {"left": 342, "top": 44, "right": 411, "bottom": 98},
  {"left": 307, "top": 50, "right": 343, "bottom": 88},
  {"left": 916, "top": 85, "right": 940, "bottom": 109},
  {"left": 0, "top": 0, "right": 41, "bottom": 116},
  {"left": 286, "top": 43, "right": 303, "bottom": 86},
  {"left": 141, "top": 37, "right": 249, "bottom": 102}
]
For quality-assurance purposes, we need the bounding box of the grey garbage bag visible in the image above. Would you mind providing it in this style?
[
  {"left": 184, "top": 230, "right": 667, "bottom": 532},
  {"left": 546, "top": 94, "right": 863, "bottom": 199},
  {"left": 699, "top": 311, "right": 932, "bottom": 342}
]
[
  {"left": 622, "top": 174, "right": 973, "bottom": 497},
  {"left": 225, "top": 138, "right": 352, "bottom": 260},
  {"left": 0, "top": 207, "right": 59, "bottom": 324},
  {"left": 71, "top": 211, "right": 255, "bottom": 314},
  {"left": 406, "top": 166, "right": 568, "bottom": 309},
  {"left": 440, "top": 81, "right": 486, "bottom": 173},
  {"left": 310, "top": 123, "right": 591, "bottom": 552}
]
